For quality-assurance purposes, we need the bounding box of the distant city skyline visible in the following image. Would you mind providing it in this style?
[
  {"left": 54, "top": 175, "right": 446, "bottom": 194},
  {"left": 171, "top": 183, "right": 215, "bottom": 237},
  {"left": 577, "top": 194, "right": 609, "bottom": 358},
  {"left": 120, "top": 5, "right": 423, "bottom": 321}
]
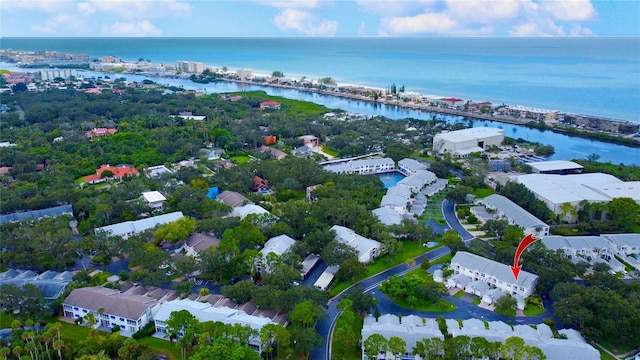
[{"left": 1, "top": 0, "right": 639, "bottom": 38}]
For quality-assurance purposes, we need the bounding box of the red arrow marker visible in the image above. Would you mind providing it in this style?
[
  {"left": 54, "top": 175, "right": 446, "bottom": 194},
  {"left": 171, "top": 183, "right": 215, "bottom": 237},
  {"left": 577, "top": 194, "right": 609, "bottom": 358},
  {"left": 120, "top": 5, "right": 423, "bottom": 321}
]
[{"left": 511, "top": 234, "right": 540, "bottom": 281}]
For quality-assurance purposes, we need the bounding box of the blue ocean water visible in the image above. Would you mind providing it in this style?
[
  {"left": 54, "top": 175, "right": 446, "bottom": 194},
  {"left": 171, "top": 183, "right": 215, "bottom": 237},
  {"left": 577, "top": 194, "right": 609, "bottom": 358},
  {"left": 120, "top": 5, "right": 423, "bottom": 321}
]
[{"left": 2, "top": 37, "right": 639, "bottom": 122}]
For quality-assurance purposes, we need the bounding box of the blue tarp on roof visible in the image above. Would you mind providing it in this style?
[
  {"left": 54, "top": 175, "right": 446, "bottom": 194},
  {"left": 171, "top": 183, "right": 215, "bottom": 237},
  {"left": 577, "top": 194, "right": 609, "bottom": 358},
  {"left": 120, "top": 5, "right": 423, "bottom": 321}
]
[
  {"left": 0, "top": 204, "right": 73, "bottom": 224},
  {"left": 207, "top": 187, "right": 221, "bottom": 199}
]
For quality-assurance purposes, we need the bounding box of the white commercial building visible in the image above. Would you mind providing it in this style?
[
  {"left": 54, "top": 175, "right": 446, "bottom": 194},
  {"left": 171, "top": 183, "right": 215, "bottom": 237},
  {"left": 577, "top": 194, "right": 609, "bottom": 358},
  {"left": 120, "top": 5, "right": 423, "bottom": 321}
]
[
  {"left": 95, "top": 211, "right": 184, "bottom": 239},
  {"left": 477, "top": 194, "right": 549, "bottom": 238},
  {"left": 511, "top": 173, "right": 640, "bottom": 217},
  {"left": 449, "top": 251, "right": 538, "bottom": 308},
  {"left": 154, "top": 298, "right": 275, "bottom": 353},
  {"left": 331, "top": 225, "right": 382, "bottom": 263},
  {"left": 528, "top": 160, "right": 584, "bottom": 175},
  {"left": 433, "top": 127, "right": 504, "bottom": 157},
  {"left": 236, "top": 68, "right": 252, "bottom": 80},
  {"left": 177, "top": 61, "right": 205, "bottom": 74}
]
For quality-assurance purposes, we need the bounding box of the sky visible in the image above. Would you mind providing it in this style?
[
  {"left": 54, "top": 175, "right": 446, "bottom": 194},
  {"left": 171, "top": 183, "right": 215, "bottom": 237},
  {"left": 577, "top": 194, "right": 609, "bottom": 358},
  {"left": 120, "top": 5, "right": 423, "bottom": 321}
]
[{"left": 1, "top": 0, "right": 639, "bottom": 38}]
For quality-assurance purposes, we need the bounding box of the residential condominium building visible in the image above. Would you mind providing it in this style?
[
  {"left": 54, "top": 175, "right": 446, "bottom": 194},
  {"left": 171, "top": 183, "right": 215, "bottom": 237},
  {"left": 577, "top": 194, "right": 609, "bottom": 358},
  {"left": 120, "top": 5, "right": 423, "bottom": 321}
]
[
  {"left": 449, "top": 251, "right": 538, "bottom": 309},
  {"left": 255, "top": 235, "right": 296, "bottom": 274},
  {"left": 361, "top": 314, "right": 444, "bottom": 360},
  {"left": 177, "top": 60, "right": 204, "bottom": 74},
  {"left": 154, "top": 298, "right": 275, "bottom": 353},
  {"left": 323, "top": 157, "right": 395, "bottom": 174},
  {"left": 475, "top": 194, "right": 549, "bottom": 238},
  {"left": 95, "top": 211, "right": 184, "bottom": 239},
  {"left": 62, "top": 287, "right": 158, "bottom": 333},
  {"left": 433, "top": 127, "right": 504, "bottom": 158},
  {"left": 446, "top": 319, "right": 599, "bottom": 360},
  {"left": 331, "top": 225, "right": 382, "bottom": 263},
  {"left": 380, "top": 186, "right": 412, "bottom": 214},
  {"left": 601, "top": 233, "right": 640, "bottom": 256},
  {"left": 397, "top": 170, "right": 437, "bottom": 192},
  {"left": 397, "top": 158, "right": 428, "bottom": 176}
]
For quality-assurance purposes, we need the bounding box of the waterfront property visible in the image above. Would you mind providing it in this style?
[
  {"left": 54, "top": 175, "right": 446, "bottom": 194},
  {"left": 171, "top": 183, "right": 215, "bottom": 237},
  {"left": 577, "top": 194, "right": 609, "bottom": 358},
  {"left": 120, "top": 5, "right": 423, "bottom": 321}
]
[
  {"left": 448, "top": 251, "right": 538, "bottom": 309},
  {"left": 361, "top": 314, "right": 444, "bottom": 360},
  {"left": 324, "top": 157, "right": 395, "bottom": 175},
  {"left": 397, "top": 158, "right": 428, "bottom": 176},
  {"left": 474, "top": 194, "right": 549, "bottom": 238},
  {"left": 433, "top": 127, "right": 504, "bottom": 158},
  {"left": 527, "top": 160, "right": 584, "bottom": 175},
  {"left": 95, "top": 211, "right": 184, "bottom": 239}
]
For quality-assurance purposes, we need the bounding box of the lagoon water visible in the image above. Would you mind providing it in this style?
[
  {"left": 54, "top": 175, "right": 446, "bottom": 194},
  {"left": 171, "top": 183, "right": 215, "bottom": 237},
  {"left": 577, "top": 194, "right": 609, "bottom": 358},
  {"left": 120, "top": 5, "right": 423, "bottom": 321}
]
[
  {"left": 1, "top": 38, "right": 639, "bottom": 165},
  {"left": 3, "top": 37, "right": 639, "bottom": 122}
]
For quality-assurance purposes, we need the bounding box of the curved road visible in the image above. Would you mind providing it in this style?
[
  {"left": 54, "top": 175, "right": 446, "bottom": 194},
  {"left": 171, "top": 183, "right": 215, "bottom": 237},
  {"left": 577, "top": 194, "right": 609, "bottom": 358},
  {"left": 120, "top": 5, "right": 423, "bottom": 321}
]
[{"left": 312, "top": 199, "right": 554, "bottom": 360}]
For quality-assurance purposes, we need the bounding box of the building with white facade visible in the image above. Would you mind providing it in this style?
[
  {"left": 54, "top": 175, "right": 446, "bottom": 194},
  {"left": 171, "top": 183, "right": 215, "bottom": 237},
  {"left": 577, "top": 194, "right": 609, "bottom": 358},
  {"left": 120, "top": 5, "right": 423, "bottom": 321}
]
[
  {"left": 449, "top": 251, "right": 538, "bottom": 309},
  {"left": 177, "top": 61, "right": 204, "bottom": 74},
  {"left": 433, "top": 127, "right": 504, "bottom": 157},
  {"left": 255, "top": 235, "right": 296, "bottom": 274},
  {"left": 39, "top": 69, "right": 77, "bottom": 81},
  {"left": 331, "top": 225, "right": 382, "bottom": 263},
  {"left": 397, "top": 170, "right": 437, "bottom": 192},
  {"left": 446, "top": 319, "right": 599, "bottom": 360},
  {"left": 141, "top": 191, "right": 167, "bottom": 210},
  {"left": 511, "top": 173, "right": 640, "bottom": 217},
  {"left": 380, "top": 186, "right": 412, "bottom": 214},
  {"left": 232, "top": 204, "right": 270, "bottom": 219},
  {"left": 397, "top": 158, "right": 428, "bottom": 176},
  {"left": 541, "top": 235, "right": 613, "bottom": 261},
  {"left": 476, "top": 194, "right": 549, "bottom": 238},
  {"left": 323, "top": 157, "right": 395, "bottom": 174},
  {"left": 62, "top": 287, "right": 158, "bottom": 333},
  {"left": 236, "top": 68, "right": 252, "bottom": 80},
  {"left": 601, "top": 233, "right": 640, "bottom": 256},
  {"left": 95, "top": 211, "right": 184, "bottom": 239},
  {"left": 528, "top": 160, "right": 584, "bottom": 175},
  {"left": 361, "top": 314, "right": 444, "bottom": 360},
  {"left": 372, "top": 207, "right": 403, "bottom": 226},
  {"left": 154, "top": 298, "right": 275, "bottom": 353}
]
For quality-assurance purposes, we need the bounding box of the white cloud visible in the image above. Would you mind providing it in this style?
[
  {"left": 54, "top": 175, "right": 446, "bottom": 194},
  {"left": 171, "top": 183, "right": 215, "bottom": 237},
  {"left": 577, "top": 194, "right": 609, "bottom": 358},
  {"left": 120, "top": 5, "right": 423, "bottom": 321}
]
[
  {"left": 382, "top": 12, "right": 457, "bottom": 34},
  {"left": 30, "top": 14, "right": 77, "bottom": 34},
  {"left": 256, "top": 0, "right": 322, "bottom": 8},
  {"left": 0, "top": 0, "right": 76, "bottom": 12},
  {"left": 101, "top": 20, "right": 162, "bottom": 36},
  {"left": 273, "top": 8, "right": 338, "bottom": 36},
  {"left": 77, "top": 0, "right": 190, "bottom": 19},
  {"left": 539, "top": 0, "right": 596, "bottom": 21},
  {"left": 372, "top": 0, "right": 597, "bottom": 36}
]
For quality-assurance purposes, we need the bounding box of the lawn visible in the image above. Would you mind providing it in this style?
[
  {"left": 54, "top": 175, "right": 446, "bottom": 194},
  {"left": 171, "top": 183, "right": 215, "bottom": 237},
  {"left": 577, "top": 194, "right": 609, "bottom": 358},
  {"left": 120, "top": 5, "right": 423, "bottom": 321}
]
[
  {"left": 330, "top": 313, "right": 364, "bottom": 360},
  {"left": 523, "top": 304, "right": 545, "bottom": 316},
  {"left": 472, "top": 298, "right": 482, "bottom": 305},
  {"left": 472, "top": 187, "right": 495, "bottom": 198},
  {"left": 321, "top": 146, "right": 338, "bottom": 157},
  {"left": 453, "top": 291, "right": 465, "bottom": 298},
  {"left": 230, "top": 155, "right": 251, "bottom": 164},
  {"left": 230, "top": 90, "right": 332, "bottom": 117},
  {"left": 494, "top": 307, "right": 516, "bottom": 317},
  {"left": 139, "top": 336, "right": 181, "bottom": 360}
]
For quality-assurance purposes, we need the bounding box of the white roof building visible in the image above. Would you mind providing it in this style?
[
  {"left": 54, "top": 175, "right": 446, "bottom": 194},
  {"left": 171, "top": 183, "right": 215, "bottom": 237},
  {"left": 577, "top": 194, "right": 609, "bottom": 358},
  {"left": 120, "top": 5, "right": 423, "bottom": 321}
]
[
  {"left": 433, "top": 127, "right": 504, "bottom": 158},
  {"left": 372, "top": 207, "right": 403, "bottom": 226},
  {"left": 154, "top": 298, "right": 274, "bottom": 353},
  {"left": 361, "top": 314, "right": 444, "bottom": 358},
  {"left": 331, "top": 225, "right": 382, "bottom": 263},
  {"left": 96, "top": 212, "right": 184, "bottom": 239},
  {"left": 397, "top": 170, "right": 437, "bottom": 192},
  {"left": 141, "top": 191, "right": 167, "bottom": 210},
  {"left": 528, "top": 160, "right": 584, "bottom": 175},
  {"left": 541, "top": 235, "right": 613, "bottom": 260},
  {"left": 478, "top": 194, "right": 549, "bottom": 238},
  {"left": 313, "top": 264, "right": 339, "bottom": 290},
  {"left": 602, "top": 233, "right": 640, "bottom": 256},
  {"left": 511, "top": 173, "right": 640, "bottom": 215},
  {"left": 450, "top": 251, "right": 538, "bottom": 306},
  {"left": 398, "top": 158, "right": 428, "bottom": 176},
  {"left": 380, "top": 185, "right": 412, "bottom": 214},
  {"left": 232, "top": 204, "right": 270, "bottom": 219},
  {"left": 446, "top": 319, "right": 599, "bottom": 360},
  {"left": 323, "top": 157, "right": 395, "bottom": 174}
]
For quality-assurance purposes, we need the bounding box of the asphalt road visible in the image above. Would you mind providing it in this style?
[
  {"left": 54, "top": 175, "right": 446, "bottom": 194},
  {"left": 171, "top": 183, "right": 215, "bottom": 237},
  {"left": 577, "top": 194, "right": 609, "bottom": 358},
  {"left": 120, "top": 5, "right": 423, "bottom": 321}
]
[{"left": 442, "top": 199, "right": 475, "bottom": 241}]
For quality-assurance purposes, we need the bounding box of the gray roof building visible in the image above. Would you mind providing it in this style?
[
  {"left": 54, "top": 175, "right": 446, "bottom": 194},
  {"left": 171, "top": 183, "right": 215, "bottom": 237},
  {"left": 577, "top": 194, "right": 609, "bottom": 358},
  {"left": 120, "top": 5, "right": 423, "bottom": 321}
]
[
  {"left": 96, "top": 211, "right": 184, "bottom": 239},
  {"left": 361, "top": 314, "right": 444, "bottom": 357},
  {"left": 479, "top": 194, "right": 549, "bottom": 237},
  {"left": 217, "top": 190, "right": 252, "bottom": 208},
  {"left": 372, "top": 207, "right": 403, "bottom": 226},
  {"left": 398, "top": 158, "right": 428, "bottom": 176},
  {"left": 331, "top": 225, "right": 382, "bottom": 263},
  {"left": 0, "top": 269, "right": 73, "bottom": 300},
  {"left": 0, "top": 204, "right": 73, "bottom": 225},
  {"left": 63, "top": 286, "right": 158, "bottom": 323}
]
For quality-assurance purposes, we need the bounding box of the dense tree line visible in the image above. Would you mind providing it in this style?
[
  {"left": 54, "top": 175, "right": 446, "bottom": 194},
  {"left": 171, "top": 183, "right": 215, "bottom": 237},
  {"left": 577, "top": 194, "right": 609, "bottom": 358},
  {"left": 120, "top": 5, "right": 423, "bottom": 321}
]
[{"left": 497, "top": 182, "right": 553, "bottom": 222}]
